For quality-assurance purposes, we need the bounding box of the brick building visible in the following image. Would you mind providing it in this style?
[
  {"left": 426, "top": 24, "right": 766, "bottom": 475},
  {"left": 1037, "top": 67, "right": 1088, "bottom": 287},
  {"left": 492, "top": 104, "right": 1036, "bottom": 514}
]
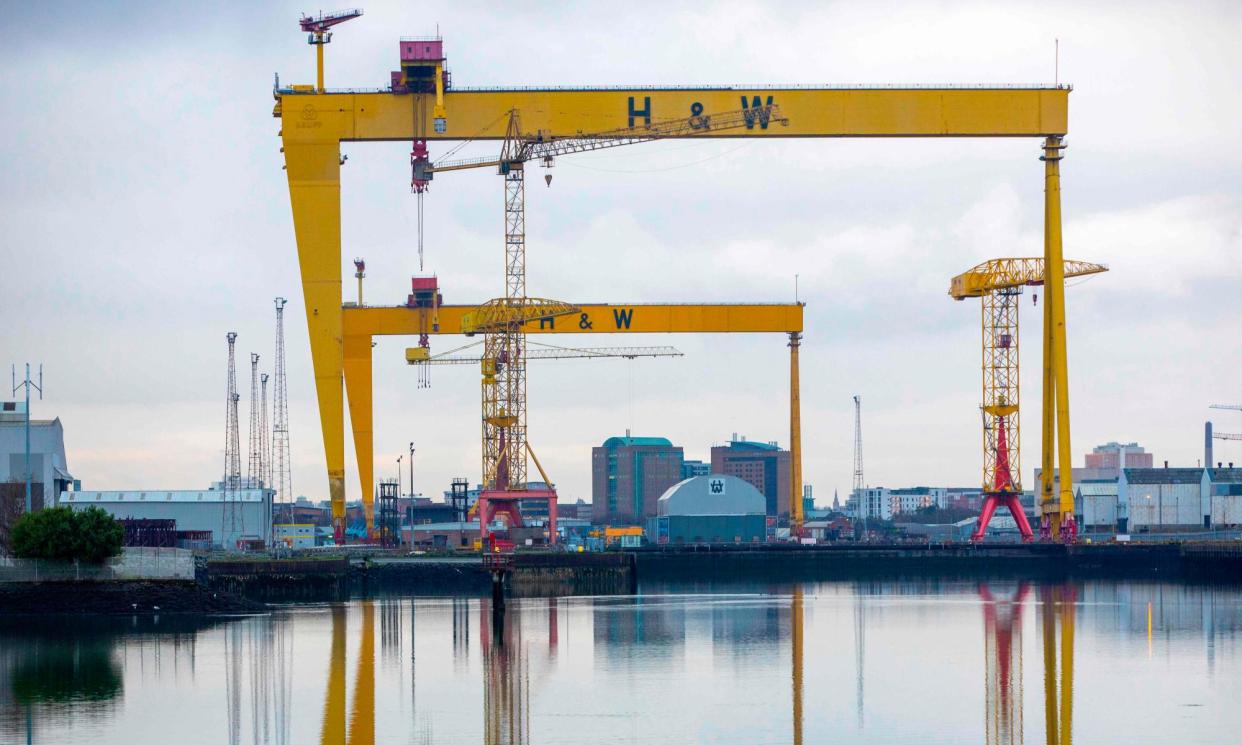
[
  {"left": 710, "top": 436, "right": 791, "bottom": 519},
  {"left": 592, "top": 436, "right": 684, "bottom": 525},
  {"left": 1085, "top": 442, "right": 1153, "bottom": 474}
]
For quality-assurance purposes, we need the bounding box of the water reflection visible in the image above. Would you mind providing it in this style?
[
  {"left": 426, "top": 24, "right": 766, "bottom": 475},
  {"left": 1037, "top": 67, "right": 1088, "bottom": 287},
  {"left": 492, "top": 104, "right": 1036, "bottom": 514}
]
[
  {"left": 0, "top": 616, "right": 215, "bottom": 743},
  {"left": 6, "top": 581, "right": 1242, "bottom": 744},
  {"left": 1038, "top": 585, "right": 1075, "bottom": 745},
  {"left": 320, "top": 602, "right": 375, "bottom": 745},
  {"left": 980, "top": 583, "right": 1028, "bottom": 745}
]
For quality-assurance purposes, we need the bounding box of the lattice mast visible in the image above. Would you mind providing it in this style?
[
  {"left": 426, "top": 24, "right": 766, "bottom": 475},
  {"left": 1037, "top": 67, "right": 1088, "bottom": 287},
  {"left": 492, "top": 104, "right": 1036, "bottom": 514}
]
[
  {"left": 272, "top": 298, "right": 293, "bottom": 507},
  {"left": 484, "top": 112, "right": 531, "bottom": 491},
  {"left": 259, "top": 372, "right": 270, "bottom": 488},
  {"left": 247, "top": 353, "right": 261, "bottom": 487},
  {"left": 980, "top": 287, "right": 1024, "bottom": 524},
  {"left": 852, "top": 395, "right": 864, "bottom": 529},
  {"left": 223, "top": 332, "right": 242, "bottom": 541}
]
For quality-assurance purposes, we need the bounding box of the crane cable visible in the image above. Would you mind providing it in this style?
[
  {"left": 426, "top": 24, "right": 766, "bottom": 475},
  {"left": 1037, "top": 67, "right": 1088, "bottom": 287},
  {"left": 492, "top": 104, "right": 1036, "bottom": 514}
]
[{"left": 417, "top": 190, "right": 424, "bottom": 271}]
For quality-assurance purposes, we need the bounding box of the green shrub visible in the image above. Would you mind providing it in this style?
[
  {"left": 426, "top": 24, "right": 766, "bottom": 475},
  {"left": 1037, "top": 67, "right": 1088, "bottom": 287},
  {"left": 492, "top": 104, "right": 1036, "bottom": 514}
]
[{"left": 10, "top": 507, "right": 124, "bottom": 563}]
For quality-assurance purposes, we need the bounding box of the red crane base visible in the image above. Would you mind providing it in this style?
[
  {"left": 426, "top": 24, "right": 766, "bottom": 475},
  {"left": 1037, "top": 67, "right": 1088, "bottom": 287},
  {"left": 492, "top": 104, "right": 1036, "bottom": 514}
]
[
  {"left": 972, "top": 492, "right": 1034, "bottom": 542},
  {"left": 477, "top": 488, "right": 559, "bottom": 547}
]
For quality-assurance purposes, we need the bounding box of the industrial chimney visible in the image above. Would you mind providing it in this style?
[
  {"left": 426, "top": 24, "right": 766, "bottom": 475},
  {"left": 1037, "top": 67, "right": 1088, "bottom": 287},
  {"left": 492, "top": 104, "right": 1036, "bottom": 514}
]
[{"left": 1206, "top": 421, "right": 1214, "bottom": 471}]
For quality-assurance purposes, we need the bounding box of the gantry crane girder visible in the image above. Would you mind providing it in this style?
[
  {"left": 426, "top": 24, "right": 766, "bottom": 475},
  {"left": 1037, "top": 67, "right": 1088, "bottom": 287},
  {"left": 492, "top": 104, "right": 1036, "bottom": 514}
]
[
  {"left": 274, "top": 87, "right": 1067, "bottom": 142},
  {"left": 276, "top": 35, "right": 1073, "bottom": 540}
]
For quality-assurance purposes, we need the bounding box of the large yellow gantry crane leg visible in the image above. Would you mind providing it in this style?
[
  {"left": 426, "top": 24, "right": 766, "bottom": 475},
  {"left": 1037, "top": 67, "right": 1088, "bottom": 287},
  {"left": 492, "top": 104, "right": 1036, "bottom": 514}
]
[
  {"left": 274, "top": 21, "right": 1069, "bottom": 541},
  {"left": 1041, "top": 137, "right": 1076, "bottom": 539}
]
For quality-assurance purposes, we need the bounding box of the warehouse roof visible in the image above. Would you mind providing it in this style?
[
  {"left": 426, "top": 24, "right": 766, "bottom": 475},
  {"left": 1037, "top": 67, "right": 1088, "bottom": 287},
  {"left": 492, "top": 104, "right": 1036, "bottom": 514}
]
[
  {"left": 601, "top": 436, "right": 674, "bottom": 448},
  {"left": 1077, "top": 480, "right": 1119, "bottom": 496},
  {"left": 1122, "top": 468, "right": 1203, "bottom": 485},
  {"left": 1208, "top": 468, "right": 1242, "bottom": 483},
  {"left": 657, "top": 475, "right": 765, "bottom": 517},
  {"left": 64, "top": 488, "right": 269, "bottom": 504}
]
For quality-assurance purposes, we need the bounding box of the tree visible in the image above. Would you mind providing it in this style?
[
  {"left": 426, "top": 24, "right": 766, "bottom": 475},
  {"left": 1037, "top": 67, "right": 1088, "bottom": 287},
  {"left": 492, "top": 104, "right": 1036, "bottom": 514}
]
[
  {"left": 9, "top": 507, "right": 124, "bottom": 563},
  {"left": 0, "top": 480, "right": 27, "bottom": 553}
]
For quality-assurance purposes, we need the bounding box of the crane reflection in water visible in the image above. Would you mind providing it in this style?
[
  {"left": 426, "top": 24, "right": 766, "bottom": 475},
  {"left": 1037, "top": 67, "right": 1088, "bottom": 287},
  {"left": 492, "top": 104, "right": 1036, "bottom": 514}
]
[{"left": 976, "top": 582, "right": 1077, "bottom": 745}]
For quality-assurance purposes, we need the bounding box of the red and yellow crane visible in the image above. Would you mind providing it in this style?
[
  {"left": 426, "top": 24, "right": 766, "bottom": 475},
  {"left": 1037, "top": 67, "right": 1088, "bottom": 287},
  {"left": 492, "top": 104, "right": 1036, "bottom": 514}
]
[
  {"left": 416, "top": 104, "right": 785, "bottom": 546},
  {"left": 951, "top": 258, "right": 1107, "bottom": 541}
]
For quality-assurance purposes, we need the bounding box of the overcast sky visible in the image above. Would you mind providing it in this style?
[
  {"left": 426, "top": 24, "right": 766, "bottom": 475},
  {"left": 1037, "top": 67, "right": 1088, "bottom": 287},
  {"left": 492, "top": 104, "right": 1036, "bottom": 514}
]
[{"left": 3, "top": 1, "right": 1240, "bottom": 505}]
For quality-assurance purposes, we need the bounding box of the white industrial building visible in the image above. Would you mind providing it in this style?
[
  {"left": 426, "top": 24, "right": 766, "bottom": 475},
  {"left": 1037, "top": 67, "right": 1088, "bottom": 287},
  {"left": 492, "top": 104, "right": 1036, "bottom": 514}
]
[
  {"left": 63, "top": 484, "right": 273, "bottom": 549},
  {"left": 1, "top": 402, "right": 76, "bottom": 508},
  {"left": 1116, "top": 467, "right": 1242, "bottom": 531},
  {"left": 1207, "top": 467, "right": 1242, "bottom": 527},
  {"left": 1077, "top": 479, "right": 1121, "bottom": 531}
]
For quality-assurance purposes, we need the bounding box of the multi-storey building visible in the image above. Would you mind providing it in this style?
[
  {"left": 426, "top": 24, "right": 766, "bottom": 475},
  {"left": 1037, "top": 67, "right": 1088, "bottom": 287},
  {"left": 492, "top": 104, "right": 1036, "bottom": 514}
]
[
  {"left": 710, "top": 436, "right": 791, "bottom": 519},
  {"left": 592, "top": 436, "right": 684, "bottom": 525},
  {"left": 1085, "top": 442, "right": 1154, "bottom": 473},
  {"left": 681, "top": 459, "right": 710, "bottom": 480},
  {"left": 849, "top": 486, "right": 892, "bottom": 521},
  {"left": 889, "top": 486, "right": 948, "bottom": 514}
]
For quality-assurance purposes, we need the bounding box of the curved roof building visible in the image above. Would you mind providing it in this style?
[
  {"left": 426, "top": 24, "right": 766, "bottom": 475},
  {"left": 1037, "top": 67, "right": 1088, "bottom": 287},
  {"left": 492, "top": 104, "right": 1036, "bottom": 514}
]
[
  {"left": 651, "top": 475, "right": 768, "bottom": 545},
  {"left": 657, "top": 475, "right": 766, "bottom": 516}
]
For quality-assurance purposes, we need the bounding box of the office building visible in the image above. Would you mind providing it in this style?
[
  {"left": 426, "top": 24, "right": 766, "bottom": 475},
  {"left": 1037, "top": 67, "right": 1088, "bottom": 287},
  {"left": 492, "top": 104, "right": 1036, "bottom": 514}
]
[
  {"left": 592, "top": 436, "right": 684, "bottom": 524},
  {"left": 849, "top": 486, "right": 892, "bottom": 521},
  {"left": 681, "top": 459, "right": 710, "bottom": 480},
  {"left": 710, "top": 435, "right": 791, "bottom": 518},
  {"left": 1085, "top": 442, "right": 1153, "bottom": 473}
]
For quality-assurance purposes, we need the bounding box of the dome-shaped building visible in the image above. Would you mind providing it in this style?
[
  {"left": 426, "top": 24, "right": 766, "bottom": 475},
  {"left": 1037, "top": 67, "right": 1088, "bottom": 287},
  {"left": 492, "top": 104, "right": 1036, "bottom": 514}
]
[{"left": 650, "top": 474, "right": 767, "bottom": 544}]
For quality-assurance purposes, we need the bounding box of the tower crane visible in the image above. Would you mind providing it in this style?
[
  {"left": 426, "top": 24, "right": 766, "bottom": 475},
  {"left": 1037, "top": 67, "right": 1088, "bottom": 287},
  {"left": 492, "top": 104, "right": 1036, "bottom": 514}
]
[
  {"left": 416, "top": 104, "right": 787, "bottom": 547},
  {"left": 1210, "top": 404, "right": 1242, "bottom": 444},
  {"left": 950, "top": 258, "right": 1107, "bottom": 542}
]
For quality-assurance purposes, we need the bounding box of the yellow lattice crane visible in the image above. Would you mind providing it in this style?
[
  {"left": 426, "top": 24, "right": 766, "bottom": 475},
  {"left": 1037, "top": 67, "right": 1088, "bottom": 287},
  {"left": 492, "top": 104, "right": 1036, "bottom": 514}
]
[
  {"left": 419, "top": 104, "right": 786, "bottom": 546},
  {"left": 951, "top": 258, "right": 1107, "bottom": 541}
]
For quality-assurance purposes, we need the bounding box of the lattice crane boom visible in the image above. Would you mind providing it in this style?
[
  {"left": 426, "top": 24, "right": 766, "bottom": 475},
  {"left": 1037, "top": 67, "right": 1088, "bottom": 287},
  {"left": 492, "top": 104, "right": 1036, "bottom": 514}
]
[
  {"left": 408, "top": 342, "right": 683, "bottom": 365},
  {"left": 423, "top": 104, "right": 786, "bottom": 176},
  {"left": 950, "top": 258, "right": 1107, "bottom": 299}
]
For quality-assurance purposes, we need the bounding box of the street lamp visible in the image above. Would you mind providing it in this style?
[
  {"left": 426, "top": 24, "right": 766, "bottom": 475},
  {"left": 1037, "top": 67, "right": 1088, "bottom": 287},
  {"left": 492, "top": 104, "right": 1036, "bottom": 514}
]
[
  {"left": 397, "top": 455, "right": 403, "bottom": 499},
  {"left": 408, "top": 442, "right": 415, "bottom": 498}
]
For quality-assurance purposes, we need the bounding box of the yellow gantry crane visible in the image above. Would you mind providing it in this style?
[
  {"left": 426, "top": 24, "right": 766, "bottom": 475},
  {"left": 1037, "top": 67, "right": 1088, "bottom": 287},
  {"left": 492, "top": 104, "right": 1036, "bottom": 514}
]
[
  {"left": 275, "top": 15, "right": 1071, "bottom": 542},
  {"left": 951, "top": 258, "right": 1107, "bottom": 540}
]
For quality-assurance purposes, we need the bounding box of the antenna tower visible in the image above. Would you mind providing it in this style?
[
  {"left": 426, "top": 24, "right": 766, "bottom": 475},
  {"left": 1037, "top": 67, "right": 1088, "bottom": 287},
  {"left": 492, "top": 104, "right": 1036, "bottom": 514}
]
[
  {"left": 260, "top": 372, "right": 270, "bottom": 488},
  {"left": 272, "top": 298, "right": 293, "bottom": 505},
  {"left": 853, "top": 395, "right": 866, "bottom": 533},
  {"left": 223, "top": 332, "right": 242, "bottom": 543},
  {"left": 247, "top": 353, "right": 261, "bottom": 487}
]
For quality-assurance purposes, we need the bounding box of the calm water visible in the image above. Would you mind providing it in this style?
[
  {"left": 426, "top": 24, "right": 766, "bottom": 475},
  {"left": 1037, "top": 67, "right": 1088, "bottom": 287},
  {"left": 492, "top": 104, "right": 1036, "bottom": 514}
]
[{"left": 2, "top": 580, "right": 1239, "bottom": 744}]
